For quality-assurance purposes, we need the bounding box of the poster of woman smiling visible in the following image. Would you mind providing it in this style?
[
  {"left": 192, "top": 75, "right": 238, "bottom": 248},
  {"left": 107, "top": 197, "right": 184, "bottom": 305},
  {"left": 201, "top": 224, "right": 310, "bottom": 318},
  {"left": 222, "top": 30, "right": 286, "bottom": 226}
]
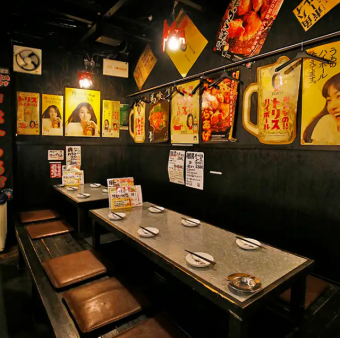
[
  {"left": 301, "top": 41, "right": 340, "bottom": 145},
  {"left": 65, "top": 88, "right": 100, "bottom": 137},
  {"left": 42, "top": 94, "right": 63, "bottom": 136}
]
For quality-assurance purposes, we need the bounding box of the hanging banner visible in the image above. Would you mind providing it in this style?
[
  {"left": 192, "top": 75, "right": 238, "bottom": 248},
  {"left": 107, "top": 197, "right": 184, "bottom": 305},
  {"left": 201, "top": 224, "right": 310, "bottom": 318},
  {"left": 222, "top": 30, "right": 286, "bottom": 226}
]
[
  {"left": 129, "top": 102, "right": 146, "bottom": 143},
  {"left": 294, "top": 0, "right": 340, "bottom": 31},
  {"left": 120, "top": 104, "right": 130, "bottom": 130},
  {"left": 214, "top": 0, "right": 284, "bottom": 64},
  {"left": 171, "top": 80, "right": 200, "bottom": 144},
  {"left": 102, "top": 100, "right": 120, "bottom": 138},
  {"left": 168, "top": 150, "right": 185, "bottom": 185},
  {"left": 133, "top": 44, "right": 157, "bottom": 90},
  {"left": 66, "top": 146, "right": 81, "bottom": 168},
  {"left": 48, "top": 150, "right": 64, "bottom": 161},
  {"left": 50, "top": 162, "right": 62, "bottom": 178},
  {"left": 301, "top": 41, "right": 340, "bottom": 145},
  {"left": 42, "top": 94, "right": 63, "bottom": 136},
  {"left": 202, "top": 71, "right": 240, "bottom": 142},
  {"left": 148, "top": 90, "right": 170, "bottom": 143},
  {"left": 243, "top": 56, "right": 301, "bottom": 144},
  {"left": 186, "top": 151, "right": 204, "bottom": 190},
  {"left": 166, "top": 10, "right": 208, "bottom": 77},
  {"left": 65, "top": 88, "right": 100, "bottom": 137},
  {"left": 17, "top": 92, "right": 40, "bottom": 135}
]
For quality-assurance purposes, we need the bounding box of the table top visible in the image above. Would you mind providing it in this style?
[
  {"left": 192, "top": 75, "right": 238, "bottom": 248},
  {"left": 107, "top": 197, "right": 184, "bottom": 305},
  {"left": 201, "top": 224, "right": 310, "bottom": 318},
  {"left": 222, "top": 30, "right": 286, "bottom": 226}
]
[
  {"left": 53, "top": 183, "right": 108, "bottom": 204},
  {"left": 90, "top": 202, "right": 311, "bottom": 304}
]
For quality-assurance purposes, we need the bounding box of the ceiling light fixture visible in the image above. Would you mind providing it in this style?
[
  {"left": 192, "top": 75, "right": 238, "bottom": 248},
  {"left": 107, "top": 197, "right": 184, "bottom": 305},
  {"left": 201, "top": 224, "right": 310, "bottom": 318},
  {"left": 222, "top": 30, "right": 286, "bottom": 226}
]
[{"left": 78, "top": 71, "right": 93, "bottom": 89}]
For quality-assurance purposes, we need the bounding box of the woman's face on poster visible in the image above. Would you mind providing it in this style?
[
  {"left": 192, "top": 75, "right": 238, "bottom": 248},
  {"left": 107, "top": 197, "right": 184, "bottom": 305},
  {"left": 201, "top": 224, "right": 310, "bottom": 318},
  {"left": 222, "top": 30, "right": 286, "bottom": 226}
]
[
  {"left": 79, "top": 106, "right": 91, "bottom": 122},
  {"left": 49, "top": 107, "right": 57, "bottom": 120},
  {"left": 274, "top": 75, "right": 282, "bottom": 90},
  {"left": 105, "top": 120, "right": 109, "bottom": 128},
  {"left": 188, "top": 115, "right": 193, "bottom": 127},
  {"left": 327, "top": 85, "right": 340, "bottom": 120}
]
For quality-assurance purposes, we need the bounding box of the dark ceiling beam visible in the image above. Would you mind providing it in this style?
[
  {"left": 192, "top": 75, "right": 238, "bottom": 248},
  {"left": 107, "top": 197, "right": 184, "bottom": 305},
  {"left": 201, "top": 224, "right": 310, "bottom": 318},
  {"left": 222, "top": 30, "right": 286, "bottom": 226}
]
[
  {"left": 114, "top": 15, "right": 157, "bottom": 31},
  {"left": 102, "top": 0, "right": 130, "bottom": 20},
  {"left": 47, "top": 9, "right": 93, "bottom": 25},
  {"left": 78, "top": 24, "right": 98, "bottom": 44},
  {"left": 61, "top": 0, "right": 103, "bottom": 12},
  {"left": 177, "top": 0, "right": 204, "bottom": 12}
]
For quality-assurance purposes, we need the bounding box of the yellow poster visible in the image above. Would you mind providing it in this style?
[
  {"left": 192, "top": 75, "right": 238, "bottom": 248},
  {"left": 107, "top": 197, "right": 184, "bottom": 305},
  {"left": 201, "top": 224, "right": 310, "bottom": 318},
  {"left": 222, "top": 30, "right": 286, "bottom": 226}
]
[
  {"left": 171, "top": 80, "right": 200, "bottom": 144},
  {"left": 133, "top": 44, "right": 157, "bottom": 90},
  {"left": 301, "top": 41, "right": 340, "bottom": 145},
  {"left": 42, "top": 94, "right": 63, "bottom": 136},
  {"left": 65, "top": 88, "right": 100, "bottom": 137},
  {"left": 102, "top": 100, "right": 120, "bottom": 138},
  {"left": 294, "top": 0, "right": 340, "bottom": 31},
  {"left": 17, "top": 92, "right": 40, "bottom": 135},
  {"left": 166, "top": 11, "right": 208, "bottom": 78},
  {"left": 129, "top": 102, "right": 146, "bottom": 143}
]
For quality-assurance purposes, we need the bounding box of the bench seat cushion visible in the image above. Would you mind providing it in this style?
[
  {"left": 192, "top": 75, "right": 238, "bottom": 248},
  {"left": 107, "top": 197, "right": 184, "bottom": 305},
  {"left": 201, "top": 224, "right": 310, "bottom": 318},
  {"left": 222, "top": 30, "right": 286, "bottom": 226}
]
[
  {"left": 63, "top": 277, "right": 145, "bottom": 333},
  {"left": 279, "top": 275, "right": 329, "bottom": 309},
  {"left": 42, "top": 249, "right": 108, "bottom": 289},
  {"left": 117, "top": 314, "right": 189, "bottom": 338},
  {"left": 26, "top": 220, "right": 74, "bottom": 239},
  {"left": 20, "top": 209, "right": 60, "bottom": 224}
]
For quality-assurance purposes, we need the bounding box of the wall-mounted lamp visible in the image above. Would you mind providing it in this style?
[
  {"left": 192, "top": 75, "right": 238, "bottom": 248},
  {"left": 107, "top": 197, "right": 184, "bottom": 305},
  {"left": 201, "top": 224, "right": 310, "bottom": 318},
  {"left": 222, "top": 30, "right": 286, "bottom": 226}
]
[{"left": 78, "top": 71, "right": 93, "bottom": 89}]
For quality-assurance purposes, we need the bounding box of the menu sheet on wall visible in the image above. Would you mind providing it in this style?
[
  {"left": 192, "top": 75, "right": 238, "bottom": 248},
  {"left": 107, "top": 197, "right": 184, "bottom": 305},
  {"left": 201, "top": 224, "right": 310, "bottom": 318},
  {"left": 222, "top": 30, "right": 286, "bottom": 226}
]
[
  {"left": 185, "top": 152, "right": 204, "bottom": 190},
  {"left": 168, "top": 150, "right": 185, "bottom": 185},
  {"left": 48, "top": 150, "right": 64, "bottom": 161},
  {"left": 66, "top": 146, "right": 81, "bottom": 168},
  {"left": 50, "top": 162, "right": 62, "bottom": 178},
  {"left": 17, "top": 92, "right": 40, "bottom": 135}
]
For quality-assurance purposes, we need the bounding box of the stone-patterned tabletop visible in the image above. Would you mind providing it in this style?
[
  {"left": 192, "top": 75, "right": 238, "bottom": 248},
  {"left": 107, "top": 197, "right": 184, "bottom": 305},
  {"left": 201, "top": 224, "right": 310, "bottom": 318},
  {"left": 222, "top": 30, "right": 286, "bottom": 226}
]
[{"left": 91, "top": 202, "right": 308, "bottom": 303}]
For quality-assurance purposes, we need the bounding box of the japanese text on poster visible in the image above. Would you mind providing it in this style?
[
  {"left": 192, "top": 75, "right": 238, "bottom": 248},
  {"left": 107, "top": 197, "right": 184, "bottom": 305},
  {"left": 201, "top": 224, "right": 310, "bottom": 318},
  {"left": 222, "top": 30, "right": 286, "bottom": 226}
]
[
  {"left": 107, "top": 177, "right": 134, "bottom": 209},
  {"left": 168, "top": 150, "right": 185, "bottom": 185},
  {"left": 127, "top": 185, "right": 143, "bottom": 206},
  {"left": 102, "top": 100, "right": 120, "bottom": 138},
  {"left": 294, "top": 0, "right": 340, "bottom": 31},
  {"left": 17, "top": 92, "right": 40, "bottom": 135},
  {"left": 129, "top": 102, "right": 146, "bottom": 143},
  {"left": 186, "top": 152, "right": 204, "bottom": 190},
  {"left": 50, "top": 162, "right": 62, "bottom": 178},
  {"left": 66, "top": 146, "right": 81, "bottom": 168},
  {"left": 48, "top": 150, "right": 64, "bottom": 161},
  {"left": 42, "top": 94, "right": 63, "bottom": 136}
]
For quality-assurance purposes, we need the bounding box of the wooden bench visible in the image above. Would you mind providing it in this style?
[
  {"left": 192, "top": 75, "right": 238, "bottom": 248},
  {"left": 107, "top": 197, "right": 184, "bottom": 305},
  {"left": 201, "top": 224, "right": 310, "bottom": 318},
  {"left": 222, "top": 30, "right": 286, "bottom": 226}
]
[{"left": 15, "top": 222, "right": 147, "bottom": 338}]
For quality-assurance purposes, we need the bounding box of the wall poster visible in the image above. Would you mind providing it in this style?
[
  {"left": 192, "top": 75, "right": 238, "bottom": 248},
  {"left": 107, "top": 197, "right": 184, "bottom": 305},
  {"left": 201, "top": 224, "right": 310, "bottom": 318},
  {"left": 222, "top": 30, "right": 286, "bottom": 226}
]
[
  {"left": 214, "top": 0, "right": 284, "bottom": 64},
  {"left": 48, "top": 150, "right": 64, "bottom": 161},
  {"left": 42, "top": 94, "right": 63, "bottom": 136},
  {"left": 171, "top": 80, "right": 200, "bottom": 144},
  {"left": 166, "top": 10, "right": 208, "bottom": 77},
  {"left": 133, "top": 44, "right": 157, "bottom": 90},
  {"left": 120, "top": 104, "right": 130, "bottom": 130},
  {"left": 294, "top": 0, "right": 340, "bottom": 31},
  {"left": 186, "top": 151, "right": 204, "bottom": 190},
  {"left": 129, "top": 102, "right": 146, "bottom": 143},
  {"left": 243, "top": 56, "right": 301, "bottom": 144},
  {"left": 102, "top": 100, "right": 120, "bottom": 138},
  {"left": 168, "top": 150, "right": 185, "bottom": 185},
  {"left": 148, "top": 90, "right": 170, "bottom": 143},
  {"left": 65, "top": 88, "right": 100, "bottom": 137},
  {"left": 301, "top": 41, "right": 340, "bottom": 145},
  {"left": 66, "top": 146, "right": 81, "bottom": 168},
  {"left": 202, "top": 71, "right": 240, "bottom": 142},
  {"left": 17, "top": 92, "right": 40, "bottom": 135},
  {"left": 50, "top": 162, "right": 62, "bottom": 178}
]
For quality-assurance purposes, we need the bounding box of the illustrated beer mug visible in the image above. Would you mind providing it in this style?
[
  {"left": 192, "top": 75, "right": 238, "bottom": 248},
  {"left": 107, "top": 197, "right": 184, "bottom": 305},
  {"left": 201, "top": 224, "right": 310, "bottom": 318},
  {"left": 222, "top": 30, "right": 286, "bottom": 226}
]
[
  {"left": 243, "top": 56, "right": 301, "bottom": 145},
  {"left": 129, "top": 102, "right": 146, "bottom": 143}
]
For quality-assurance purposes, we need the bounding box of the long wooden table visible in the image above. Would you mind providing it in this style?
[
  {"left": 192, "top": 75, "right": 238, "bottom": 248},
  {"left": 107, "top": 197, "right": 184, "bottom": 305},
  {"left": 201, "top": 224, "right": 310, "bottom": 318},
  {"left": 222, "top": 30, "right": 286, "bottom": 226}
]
[
  {"left": 90, "top": 202, "right": 313, "bottom": 338},
  {"left": 53, "top": 183, "right": 109, "bottom": 232}
]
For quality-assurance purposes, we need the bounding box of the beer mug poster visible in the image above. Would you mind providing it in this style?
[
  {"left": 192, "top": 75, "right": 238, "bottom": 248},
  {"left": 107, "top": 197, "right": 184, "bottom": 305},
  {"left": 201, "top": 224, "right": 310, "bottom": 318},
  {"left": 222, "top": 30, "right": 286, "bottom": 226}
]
[
  {"left": 301, "top": 41, "right": 340, "bottom": 145},
  {"left": 243, "top": 56, "right": 301, "bottom": 145},
  {"left": 65, "top": 88, "right": 100, "bottom": 137},
  {"left": 42, "top": 94, "right": 63, "bottom": 136}
]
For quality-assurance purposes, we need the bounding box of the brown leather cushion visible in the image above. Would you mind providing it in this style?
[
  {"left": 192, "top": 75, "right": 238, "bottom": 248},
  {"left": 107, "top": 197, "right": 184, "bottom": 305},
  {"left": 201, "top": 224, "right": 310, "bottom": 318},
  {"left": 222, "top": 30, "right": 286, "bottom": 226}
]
[
  {"left": 20, "top": 209, "right": 60, "bottom": 224},
  {"left": 26, "top": 220, "right": 74, "bottom": 239},
  {"left": 117, "top": 314, "right": 189, "bottom": 338},
  {"left": 42, "top": 249, "right": 109, "bottom": 289},
  {"left": 280, "top": 275, "right": 329, "bottom": 309},
  {"left": 63, "top": 277, "right": 145, "bottom": 333}
]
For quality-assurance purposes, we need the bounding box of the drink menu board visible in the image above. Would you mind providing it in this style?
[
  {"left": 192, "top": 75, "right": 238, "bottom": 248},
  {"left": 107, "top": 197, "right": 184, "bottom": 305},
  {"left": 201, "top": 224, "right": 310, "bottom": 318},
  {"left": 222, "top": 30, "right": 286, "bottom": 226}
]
[{"left": 17, "top": 92, "right": 40, "bottom": 135}]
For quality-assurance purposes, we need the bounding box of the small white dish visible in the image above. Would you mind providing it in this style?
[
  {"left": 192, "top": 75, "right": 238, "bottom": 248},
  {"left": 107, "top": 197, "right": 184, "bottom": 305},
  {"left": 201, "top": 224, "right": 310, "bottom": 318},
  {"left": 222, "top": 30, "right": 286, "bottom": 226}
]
[
  {"left": 236, "top": 238, "right": 261, "bottom": 250},
  {"left": 66, "top": 186, "right": 78, "bottom": 191},
  {"left": 90, "top": 183, "right": 101, "bottom": 188},
  {"left": 137, "top": 227, "right": 159, "bottom": 238},
  {"left": 108, "top": 212, "right": 126, "bottom": 221},
  {"left": 77, "top": 193, "right": 90, "bottom": 198},
  {"left": 57, "top": 184, "right": 65, "bottom": 188},
  {"left": 186, "top": 252, "right": 214, "bottom": 268},
  {"left": 181, "top": 218, "right": 200, "bottom": 227},
  {"left": 148, "top": 206, "right": 165, "bottom": 213},
  {"left": 102, "top": 188, "right": 108, "bottom": 193}
]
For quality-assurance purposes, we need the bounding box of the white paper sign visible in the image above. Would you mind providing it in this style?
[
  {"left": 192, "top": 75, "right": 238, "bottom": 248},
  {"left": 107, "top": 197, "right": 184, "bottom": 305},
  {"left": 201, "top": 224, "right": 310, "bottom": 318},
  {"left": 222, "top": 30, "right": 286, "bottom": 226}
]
[
  {"left": 103, "top": 59, "right": 129, "bottom": 78},
  {"left": 128, "top": 185, "right": 143, "bottom": 206},
  {"left": 186, "top": 152, "right": 204, "bottom": 190},
  {"left": 168, "top": 150, "right": 185, "bottom": 185},
  {"left": 66, "top": 146, "right": 81, "bottom": 168},
  {"left": 48, "top": 150, "right": 64, "bottom": 161}
]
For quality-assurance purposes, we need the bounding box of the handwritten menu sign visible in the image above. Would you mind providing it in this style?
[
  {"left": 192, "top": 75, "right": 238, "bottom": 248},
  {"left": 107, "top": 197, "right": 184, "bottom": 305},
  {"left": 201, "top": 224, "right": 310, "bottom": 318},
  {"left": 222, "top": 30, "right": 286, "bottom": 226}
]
[
  {"left": 294, "top": 0, "right": 340, "bottom": 31},
  {"left": 66, "top": 146, "right": 81, "bottom": 168},
  {"left": 48, "top": 150, "right": 64, "bottom": 161},
  {"left": 168, "top": 150, "right": 185, "bottom": 185},
  {"left": 50, "top": 162, "right": 62, "bottom": 178},
  {"left": 185, "top": 152, "right": 204, "bottom": 190}
]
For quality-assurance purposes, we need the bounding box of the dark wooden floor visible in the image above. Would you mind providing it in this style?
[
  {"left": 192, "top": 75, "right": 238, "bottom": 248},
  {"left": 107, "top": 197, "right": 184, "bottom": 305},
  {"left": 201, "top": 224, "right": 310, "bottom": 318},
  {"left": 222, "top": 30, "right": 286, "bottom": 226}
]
[{"left": 1, "top": 242, "right": 340, "bottom": 338}]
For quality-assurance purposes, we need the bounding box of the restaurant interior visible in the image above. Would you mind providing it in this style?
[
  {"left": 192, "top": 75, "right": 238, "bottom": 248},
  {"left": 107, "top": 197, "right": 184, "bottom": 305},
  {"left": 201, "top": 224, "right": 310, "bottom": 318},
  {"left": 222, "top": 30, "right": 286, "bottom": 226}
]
[{"left": 1, "top": 0, "right": 340, "bottom": 337}]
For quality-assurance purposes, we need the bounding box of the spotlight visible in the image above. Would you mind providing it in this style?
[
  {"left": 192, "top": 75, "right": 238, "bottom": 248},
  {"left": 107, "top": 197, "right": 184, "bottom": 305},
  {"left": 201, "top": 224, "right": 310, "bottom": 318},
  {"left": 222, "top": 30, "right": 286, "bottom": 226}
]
[{"left": 78, "top": 71, "right": 93, "bottom": 89}]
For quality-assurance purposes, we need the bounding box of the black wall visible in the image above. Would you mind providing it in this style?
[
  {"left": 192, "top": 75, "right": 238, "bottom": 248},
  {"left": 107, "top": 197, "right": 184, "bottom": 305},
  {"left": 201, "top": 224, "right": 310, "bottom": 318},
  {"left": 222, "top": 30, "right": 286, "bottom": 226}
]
[{"left": 11, "top": 0, "right": 340, "bottom": 282}]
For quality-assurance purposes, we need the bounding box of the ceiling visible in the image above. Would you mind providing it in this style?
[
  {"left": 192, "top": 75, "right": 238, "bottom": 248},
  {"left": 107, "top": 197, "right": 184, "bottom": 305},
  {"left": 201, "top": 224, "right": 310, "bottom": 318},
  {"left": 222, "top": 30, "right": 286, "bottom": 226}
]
[{"left": 7, "top": 0, "right": 225, "bottom": 58}]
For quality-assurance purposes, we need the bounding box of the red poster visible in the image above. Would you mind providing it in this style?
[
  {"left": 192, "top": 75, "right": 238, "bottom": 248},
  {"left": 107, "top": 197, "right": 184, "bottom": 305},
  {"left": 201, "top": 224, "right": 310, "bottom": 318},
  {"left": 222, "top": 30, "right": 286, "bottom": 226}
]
[{"left": 50, "top": 162, "right": 62, "bottom": 178}]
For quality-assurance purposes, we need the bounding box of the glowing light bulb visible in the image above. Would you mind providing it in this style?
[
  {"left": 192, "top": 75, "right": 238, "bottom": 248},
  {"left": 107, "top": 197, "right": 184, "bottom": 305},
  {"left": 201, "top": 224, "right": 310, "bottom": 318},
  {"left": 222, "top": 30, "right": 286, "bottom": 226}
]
[{"left": 168, "top": 36, "right": 180, "bottom": 51}]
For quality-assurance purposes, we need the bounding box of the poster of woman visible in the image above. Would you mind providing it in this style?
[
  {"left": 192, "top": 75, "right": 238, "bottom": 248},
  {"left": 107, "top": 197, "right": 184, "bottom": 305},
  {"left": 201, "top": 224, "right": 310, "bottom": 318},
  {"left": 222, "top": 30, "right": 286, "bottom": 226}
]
[
  {"left": 65, "top": 88, "right": 100, "bottom": 137},
  {"left": 42, "top": 94, "right": 63, "bottom": 136},
  {"left": 301, "top": 41, "right": 340, "bottom": 145},
  {"left": 102, "top": 100, "right": 120, "bottom": 138},
  {"left": 17, "top": 92, "right": 40, "bottom": 135}
]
